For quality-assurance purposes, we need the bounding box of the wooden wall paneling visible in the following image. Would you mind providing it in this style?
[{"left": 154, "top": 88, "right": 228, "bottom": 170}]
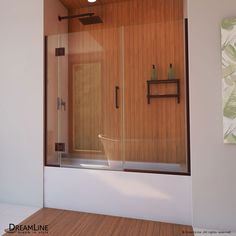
[
  {"left": 122, "top": 19, "right": 186, "bottom": 163},
  {"left": 68, "top": 31, "right": 104, "bottom": 155},
  {"left": 67, "top": 0, "right": 187, "bottom": 164},
  {"left": 68, "top": 26, "right": 122, "bottom": 161},
  {"left": 72, "top": 63, "right": 102, "bottom": 152},
  {"left": 122, "top": 0, "right": 185, "bottom": 162},
  {"left": 68, "top": 0, "right": 184, "bottom": 33},
  {"left": 60, "top": 0, "right": 129, "bottom": 10}
]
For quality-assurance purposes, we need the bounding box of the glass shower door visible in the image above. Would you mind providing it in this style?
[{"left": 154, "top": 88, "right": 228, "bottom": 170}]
[
  {"left": 122, "top": 20, "right": 189, "bottom": 173},
  {"left": 46, "top": 34, "right": 67, "bottom": 166},
  {"left": 50, "top": 28, "right": 124, "bottom": 170}
]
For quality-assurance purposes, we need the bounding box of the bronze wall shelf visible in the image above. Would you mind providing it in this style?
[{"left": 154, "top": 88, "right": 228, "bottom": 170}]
[{"left": 147, "top": 79, "right": 180, "bottom": 104}]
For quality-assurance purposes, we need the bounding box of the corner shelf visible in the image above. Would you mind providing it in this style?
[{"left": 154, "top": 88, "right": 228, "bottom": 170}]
[{"left": 147, "top": 79, "right": 180, "bottom": 104}]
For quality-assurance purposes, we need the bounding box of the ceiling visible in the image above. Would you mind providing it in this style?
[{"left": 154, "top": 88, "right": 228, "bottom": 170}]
[{"left": 60, "top": 0, "right": 129, "bottom": 9}]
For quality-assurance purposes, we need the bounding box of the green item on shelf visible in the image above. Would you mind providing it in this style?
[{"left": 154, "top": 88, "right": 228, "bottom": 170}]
[
  {"left": 167, "top": 63, "right": 175, "bottom": 79},
  {"left": 151, "top": 64, "right": 157, "bottom": 80}
]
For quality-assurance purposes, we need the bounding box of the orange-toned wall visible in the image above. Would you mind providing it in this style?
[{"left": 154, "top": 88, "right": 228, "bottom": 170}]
[{"left": 67, "top": 0, "right": 187, "bottom": 163}]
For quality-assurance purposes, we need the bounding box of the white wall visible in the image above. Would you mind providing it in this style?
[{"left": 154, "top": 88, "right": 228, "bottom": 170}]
[
  {"left": 0, "top": 0, "right": 44, "bottom": 207},
  {"left": 44, "top": 167, "right": 192, "bottom": 225},
  {"left": 188, "top": 0, "right": 236, "bottom": 231}
]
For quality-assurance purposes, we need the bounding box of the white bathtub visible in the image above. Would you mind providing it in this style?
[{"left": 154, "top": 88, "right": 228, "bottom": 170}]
[
  {"left": 60, "top": 134, "right": 187, "bottom": 173},
  {"left": 60, "top": 156, "right": 187, "bottom": 173}
]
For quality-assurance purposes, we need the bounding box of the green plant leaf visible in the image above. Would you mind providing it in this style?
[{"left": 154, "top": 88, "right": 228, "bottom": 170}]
[
  {"left": 224, "top": 44, "right": 236, "bottom": 61},
  {"left": 224, "top": 84, "right": 236, "bottom": 119},
  {"left": 226, "top": 133, "right": 236, "bottom": 143},
  {"left": 222, "top": 18, "right": 236, "bottom": 31},
  {"left": 224, "top": 77, "right": 234, "bottom": 86},
  {"left": 223, "top": 64, "right": 236, "bottom": 78}
]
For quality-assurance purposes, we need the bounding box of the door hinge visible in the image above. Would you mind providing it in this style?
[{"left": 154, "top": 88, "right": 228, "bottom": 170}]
[
  {"left": 55, "top": 47, "right": 65, "bottom": 56},
  {"left": 57, "top": 97, "right": 66, "bottom": 111},
  {"left": 55, "top": 143, "right": 65, "bottom": 152}
]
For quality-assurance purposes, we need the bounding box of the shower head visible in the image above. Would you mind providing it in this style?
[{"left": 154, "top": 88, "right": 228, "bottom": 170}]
[
  {"left": 79, "top": 15, "right": 103, "bottom": 25},
  {"left": 58, "top": 13, "right": 94, "bottom": 21},
  {"left": 58, "top": 13, "right": 103, "bottom": 25}
]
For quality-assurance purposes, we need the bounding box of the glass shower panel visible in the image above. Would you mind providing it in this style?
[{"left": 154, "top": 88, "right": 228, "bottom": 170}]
[
  {"left": 57, "top": 34, "right": 69, "bottom": 167},
  {"left": 46, "top": 34, "right": 65, "bottom": 166},
  {"left": 45, "top": 24, "right": 189, "bottom": 174},
  {"left": 55, "top": 28, "right": 124, "bottom": 170},
  {"left": 122, "top": 20, "right": 188, "bottom": 173}
]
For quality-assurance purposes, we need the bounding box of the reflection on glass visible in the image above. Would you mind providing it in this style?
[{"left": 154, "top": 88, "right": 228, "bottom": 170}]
[{"left": 45, "top": 0, "right": 189, "bottom": 174}]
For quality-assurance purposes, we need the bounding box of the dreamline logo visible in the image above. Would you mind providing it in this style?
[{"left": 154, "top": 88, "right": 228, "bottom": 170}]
[{"left": 5, "top": 223, "right": 49, "bottom": 234}]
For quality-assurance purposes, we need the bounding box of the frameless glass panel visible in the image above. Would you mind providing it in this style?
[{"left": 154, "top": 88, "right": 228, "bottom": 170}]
[
  {"left": 46, "top": 34, "right": 62, "bottom": 166},
  {"left": 122, "top": 20, "right": 189, "bottom": 173},
  {"left": 49, "top": 28, "right": 124, "bottom": 170},
  {"left": 45, "top": 0, "right": 190, "bottom": 174}
]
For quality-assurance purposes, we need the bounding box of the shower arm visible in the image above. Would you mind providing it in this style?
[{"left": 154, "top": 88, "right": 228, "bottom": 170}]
[{"left": 58, "top": 13, "right": 95, "bottom": 21}]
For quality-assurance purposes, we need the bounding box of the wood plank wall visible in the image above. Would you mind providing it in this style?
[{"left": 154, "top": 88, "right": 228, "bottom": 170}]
[
  {"left": 60, "top": 0, "right": 129, "bottom": 9},
  {"left": 67, "top": 0, "right": 187, "bottom": 163},
  {"left": 72, "top": 63, "right": 102, "bottom": 152},
  {"left": 68, "top": 28, "right": 122, "bottom": 159}
]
